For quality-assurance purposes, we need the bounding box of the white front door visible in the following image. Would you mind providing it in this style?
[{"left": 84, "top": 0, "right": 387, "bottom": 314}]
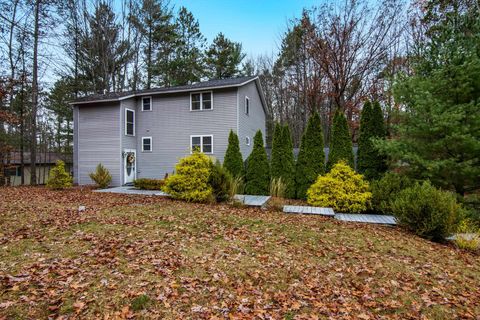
[{"left": 124, "top": 149, "right": 136, "bottom": 184}]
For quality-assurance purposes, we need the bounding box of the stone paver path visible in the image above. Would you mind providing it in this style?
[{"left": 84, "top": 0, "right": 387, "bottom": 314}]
[
  {"left": 94, "top": 186, "right": 168, "bottom": 196},
  {"left": 335, "top": 213, "right": 397, "bottom": 225},
  {"left": 234, "top": 195, "right": 270, "bottom": 207},
  {"left": 283, "top": 205, "right": 335, "bottom": 216}
]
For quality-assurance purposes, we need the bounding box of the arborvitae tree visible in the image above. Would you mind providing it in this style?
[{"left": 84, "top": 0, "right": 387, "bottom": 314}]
[
  {"left": 223, "top": 130, "right": 243, "bottom": 177},
  {"left": 327, "top": 110, "right": 354, "bottom": 171},
  {"left": 245, "top": 130, "right": 270, "bottom": 195},
  {"left": 270, "top": 123, "right": 295, "bottom": 198},
  {"left": 295, "top": 112, "right": 325, "bottom": 199},
  {"left": 357, "top": 100, "right": 387, "bottom": 180},
  {"left": 281, "top": 124, "right": 296, "bottom": 198},
  {"left": 205, "top": 32, "right": 246, "bottom": 79},
  {"left": 270, "top": 123, "right": 283, "bottom": 179}
]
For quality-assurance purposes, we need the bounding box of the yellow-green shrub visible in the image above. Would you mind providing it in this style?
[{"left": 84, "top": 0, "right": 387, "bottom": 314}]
[
  {"left": 307, "top": 161, "right": 371, "bottom": 213},
  {"left": 454, "top": 219, "right": 480, "bottom": 251},
  {"left": 89, "top": 163, "right": 112, "bottom": 188},
  {"left": 46, "top": 160, "right": 73, "bottom": 190},
  {"left": 164, "top": 151, "right": 213, "bottom": 202},
  {"left": 134, "top": 178, "right": 165, "bottom": 190}
]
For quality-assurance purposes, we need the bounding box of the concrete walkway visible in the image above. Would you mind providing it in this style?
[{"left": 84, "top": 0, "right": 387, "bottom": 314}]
[
  {"left": 234, "top": 195, "right": 270, "bottom": 207},
  {"left": 283, "top": 205, "right": 335, "bottom": 216},
  {"left": 94, "top": 186, "right": 168, "bottom": 196},
  {"left": 335, "top": 213, "right": 397, "bottom": 225}
]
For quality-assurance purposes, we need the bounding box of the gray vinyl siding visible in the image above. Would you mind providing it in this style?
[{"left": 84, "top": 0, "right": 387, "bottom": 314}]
[
  {"left": 135, "top": 88, "right": 237, "bottom": 179},
  {"left": 73, "top": 105, "right": 79, "bottom": 184},
  {"left": 77, "top": 103, "right": 122, "bottom": 186},
  {"left": 237, "top": 81, "right": 267, "bottom": 159}
]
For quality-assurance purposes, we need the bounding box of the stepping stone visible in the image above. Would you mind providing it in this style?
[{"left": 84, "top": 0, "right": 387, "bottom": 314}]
[
  {"left": 94, "top": 186, "right": 168, "bottom": 196},
  {"left": 283, "top": 205, "right": 335, "bottom": 216},
  {"left": 234, "top": 195, "right": 270, "bottom": 207},
  {"left": 334, "top": 213, "right": 397, "bottom": 225}
]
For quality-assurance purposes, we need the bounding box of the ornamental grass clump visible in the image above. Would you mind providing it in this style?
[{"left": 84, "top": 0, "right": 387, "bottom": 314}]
[
  {"left": 89, "top": 163, "right": 112, "bottom": 189},
  {"left": 307, "top": 161, "right": 371, "bottom": 213},
  {"left": 46, "top": 160, "right": 73, "bottom": 190},
  {"left": 164, "top": 151, "right": 213, "bottom": 202}
]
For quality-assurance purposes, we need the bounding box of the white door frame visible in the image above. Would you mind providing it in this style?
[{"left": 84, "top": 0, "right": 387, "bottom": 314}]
[{"left": 123, "top": 149, "right": 137, "bottom": 184}]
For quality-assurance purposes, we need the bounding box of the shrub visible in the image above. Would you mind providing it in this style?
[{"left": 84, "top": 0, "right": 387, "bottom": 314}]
[
  {"left": 245, "top": 130, "right": 270, "bottom": 195},
  {"left": 134, "top": 178, "right": 165, "bottom": 190},
  {"left": 454, "top": 219, "right": 480, "bottom": 251},
  {"left": 229, "top": 175, "right": 244, "bottom": 199},
  {"left": 327, "top": 110, "right": 354, "bottom": 171},
  {"left": 46, "top": 160, "right": 73, "bottom": 190},
  {"left": 295, "top": 112, "right": 325, "bottom": 199},
  {"left": 270, "top": 124, "right": 296, "bottom": 198},
  {"left": 270, "top": 177, "right": 286, "bottom": 198},
  {"left": 89, "top": 163, "right": 112, "bottom": 188},
  {"left": 223, "top": 130, "right": 244, "bottom": 178},
  {"left": 357, "top": 100, "right": 388, "bottom": 180},
  {"left": 164, "top": 151, "right": 213, "bottom": 202},
  {"left": 370, "top": 172, "right": 413, "bottom": 214},
  {"left": 209, "top": 160, "right": 233, "bottom": 202},
  {"left": 307, "top": 161, "right": 371, "bottom": 213},
  {"left": 391, "top": 181, "right": 463, "bottom": 242}
]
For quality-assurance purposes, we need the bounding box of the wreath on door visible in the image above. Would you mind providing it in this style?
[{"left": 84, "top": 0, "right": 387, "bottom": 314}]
[{"left": 127, "top": 153, "right": 135, "bottom": 164}]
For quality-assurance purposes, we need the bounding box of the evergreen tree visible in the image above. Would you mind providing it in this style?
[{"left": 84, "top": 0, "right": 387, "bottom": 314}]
[
  {"left": 245, "top": 130, "right": 270, "bottom": 195},
  {"left": 205, "top": 32, "right": 246, "bottom": 79},
  {"left": 223, "top": 130, "right": 244, "bottom": 177},
  {"left": 357, "top": 100, "right": 387, "bottom": 180},
  {"left": 327, "top": 110, "right": 354, "bottom": 171},
  {"left": 295, "top": 112, "right": 325, "bottom": 199},
  {"left": 270, "top": 123, "right": 295, "bottom": 198},
  {"left": 270, "top": 123, "right": 283, "bottom": 179},
  {"left": 47, "top": 78, "right": 75, "bottom": 153}
]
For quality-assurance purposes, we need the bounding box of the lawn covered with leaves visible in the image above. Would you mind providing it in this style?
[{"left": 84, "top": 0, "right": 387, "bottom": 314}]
[{"left": 0, "top": 187, "right": 479, "bottom": 319}]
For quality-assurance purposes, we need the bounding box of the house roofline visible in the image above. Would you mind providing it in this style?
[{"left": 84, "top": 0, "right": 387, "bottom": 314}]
[{"left": 69, "top": 77, "right": 260, "bottom": 106}]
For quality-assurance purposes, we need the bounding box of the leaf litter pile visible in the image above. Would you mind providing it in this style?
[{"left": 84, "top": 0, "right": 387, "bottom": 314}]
[{"left": 0, "top": 186, "right": 479, "bottom": 319}]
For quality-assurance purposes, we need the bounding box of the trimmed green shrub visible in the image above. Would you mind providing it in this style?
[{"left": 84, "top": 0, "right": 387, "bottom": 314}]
[
  {"left": 223, "top": 130, "right": 244, "bottom": 177},
  {"left": 46, "top": 160, "right": 73, "bottom": 190},
  {"left": 89, "top": 163, "right": 112, "bottom": 188},
  {"left": 370, "top": 172, "right": 412, "bottom": 214},
  {"left": 295, "top": 112, "right": 325, "bottom": 199},
  {"left": 327, "top": 110, "right": 354, "bottom": 171},
  {"left": 391, "top": 181, "right": 463, "bottom": 242},
  {"left": 245, "top": 130, "right": 270, "bottom": 195},
  {"left": 134, "top": 178, "right": 165, "bottom": 190},
  {"left": 357, "top": 100, "right": 387, "bottom": 180},
  {"left": 209, "top": 160, "right": 233, "bottom": 202},
  {"left": 164, "top": 151, "right": 213, "bottom": 202},
  {"left": 270, "top": 124, "right": 295, "bottom": 198},
  {"left": 307, "top": 161, "right": 371, "bottom": 213}
]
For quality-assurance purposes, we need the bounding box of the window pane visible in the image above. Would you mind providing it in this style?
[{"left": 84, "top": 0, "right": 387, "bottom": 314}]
[
  {"left": 192, "top": 101, "right": 201, "bottom": 110},
  {"left": 192, "top": 93, "right": 201, "bottom": 102},
  {"left": 202, "top": 136, "right": 212, "bottom": 145},
  {"left": 126, "top": 110, "right": 134, "bottom": 123},
  {"left": 203, "top": 100, "right": 212, "bottom": 110},
  {"left": 143, "top": 138, "right": 151, "bottom": 151},
  {"left": 127, "top": 123, "right": 134, "bottom": 135},
  {"left": 143, "top": 98, "right": 151, "bottom": 110},
  {"left": 192, "top": 136, "right": 201, "bottom": 145},
  {"left": 202, "top": 92, "right": 211, "bottom": 101},
  {"left": 203, "top": 144, "right": 212, "bottom": 153}
]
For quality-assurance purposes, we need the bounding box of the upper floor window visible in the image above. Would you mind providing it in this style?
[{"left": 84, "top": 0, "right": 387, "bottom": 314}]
[
  {"left": 191, "top": 92, "right": 212, "bottom": 111},
  {"left": 125, "top": 109, "right": 135, "bottom": 136},
  {"left": 142, "top": 96, "right": 152, "bottom": 111},
  {"left": 245, "top": 96, "right": 250, "bottom": 115},
  {"left": 191, "top": 135, "right": 213, "bottom": 154},
  {"left": 142, "top": 137, "right": 152, "bottom": 152}
]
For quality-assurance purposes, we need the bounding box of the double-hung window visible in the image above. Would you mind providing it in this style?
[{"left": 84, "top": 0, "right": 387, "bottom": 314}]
[
  {"left": 125, "top": 109, "right": 135, "bottom": 136},
  {"left": 191, "top": 135, "right": 213, "bottom": 154},
  {"left": 142, "top": 97, "right": 152, "bottom": 111},
  {"left": 142, "top": 137, "right": 152, "bottom": 152},
  {"left": 190, "top": 92, "right": 212, "bottom": 111}
]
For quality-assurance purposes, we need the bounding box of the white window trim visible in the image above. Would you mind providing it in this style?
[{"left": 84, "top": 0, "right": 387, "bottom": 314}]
[
  {"left": 245, "top": 96, "right": 250, "bottom": 115},
  {"left": 142, "top": 96, "right": 152, "bottom": 111},
  {"left": 142, "top": 136, "right": 152, "bottom": 152},
  {"left": 190, "top": 134, "right": 214, "bottom": 154},
  {"left": 125, "top": 108, "right": 135, "bottom": 136},
  {"left": 190, "top": 91, "right": 213, "bottom": 111}
]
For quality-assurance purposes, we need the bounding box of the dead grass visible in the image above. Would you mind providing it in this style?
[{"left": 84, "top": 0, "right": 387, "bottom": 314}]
[{"left": 0, "top": 186, "right": 479, "bottom": 319}]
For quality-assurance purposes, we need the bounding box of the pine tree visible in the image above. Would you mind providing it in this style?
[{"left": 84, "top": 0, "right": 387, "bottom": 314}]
[
  {"left": 327, "top": 110, "right": 354, "bottom": 171},
  {"left": 295, "top": 112, "right": 325, "bottom": 199},
  {"left": 205, "top": 32, "right": 246, "bottom": 79},
  {"left": 270, "top": 123, "right": 283, "bottom": 179},
  {"left": 223, "top": 130, "right": 244, "bottom": 177},
  {"left": 358, "top": 100, "right": 387, "bottom": 180},
  {"left": 245, "top": 130, "right": 270, "bottom": 195}
]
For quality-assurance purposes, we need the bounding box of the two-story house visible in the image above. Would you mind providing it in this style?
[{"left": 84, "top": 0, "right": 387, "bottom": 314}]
[{"left": 71, "top": 76, "right": 267, "bottom": 186}]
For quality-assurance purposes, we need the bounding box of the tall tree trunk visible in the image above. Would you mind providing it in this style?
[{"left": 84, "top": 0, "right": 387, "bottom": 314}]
[{"left": 30, "top": 0, "right": 40, "bottom": 186}]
